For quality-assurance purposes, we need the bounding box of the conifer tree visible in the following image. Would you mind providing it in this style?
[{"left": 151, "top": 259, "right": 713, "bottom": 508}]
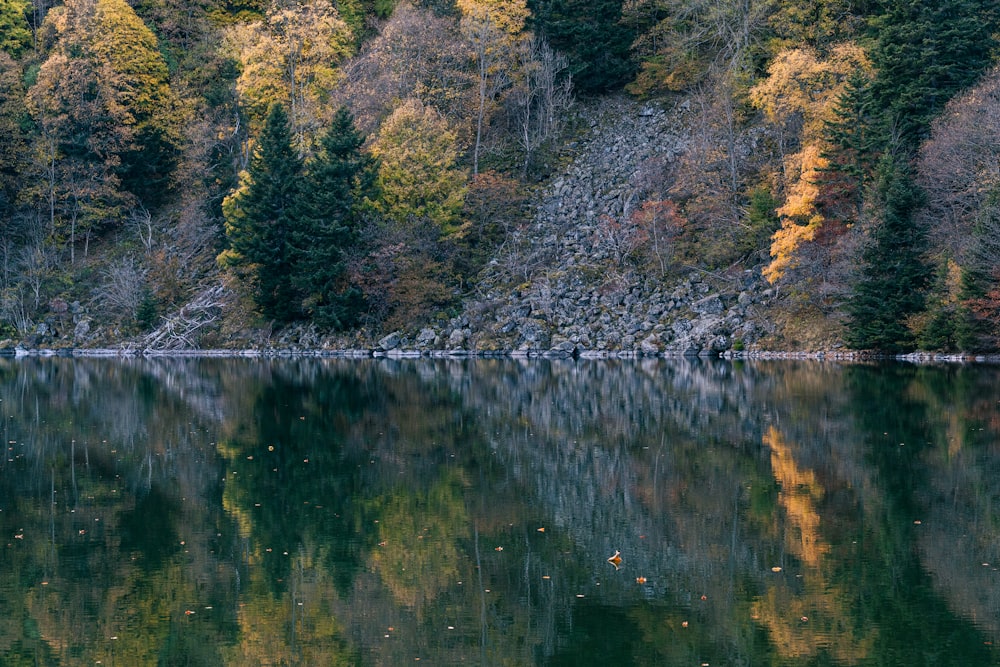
[
  {"left": 845, "top": 155, "right": 930, "bottom": 352},
  {"left": 527, "top": 0, "right": 635, "bottom": 93},
  {"left": 870, "top": 0, "right": 998, "bottom": 147},
  {"left": 821, "top": 69, "right": 879, "bottom": 218},
  {"left": 290, "top": 107, "right": 376, "bottom": 330},
  {"left": 221, "top": 104, "right": 303, "bottom": 322}
]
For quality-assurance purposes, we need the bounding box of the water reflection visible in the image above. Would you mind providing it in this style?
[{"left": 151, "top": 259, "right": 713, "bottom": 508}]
[{"left": 0, "top": 357, "right": 998, "bottom": 665}]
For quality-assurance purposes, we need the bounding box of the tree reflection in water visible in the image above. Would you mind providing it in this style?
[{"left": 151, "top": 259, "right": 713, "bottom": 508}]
[{"left": 0, "top": 357, "right": 998, "bottom": 665}]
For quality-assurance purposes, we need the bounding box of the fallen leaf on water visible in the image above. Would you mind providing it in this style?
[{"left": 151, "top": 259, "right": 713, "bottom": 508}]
[
  {"left": 537, "top": 527, "right": 545, "bottom": 532},
  {"left": 682, "top": 621, "right": 689, "bottom": 628},
  {"left": 607, "top": 550, "right": 622, "bottom": 569},
  {"left": 701, "top": 595, "right": 708, "bottom": 601},
  {"left": 771, "top": 566, "right": 782, "bottom": 572},
  {"left": 635, "top": 576, "right": 647, "bottom": 584},
  {"left": 494, "top": 546, "right": 503, "bottom": 551}
]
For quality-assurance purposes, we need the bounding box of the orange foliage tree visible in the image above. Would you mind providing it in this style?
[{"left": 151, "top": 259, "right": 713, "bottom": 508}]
[{"left": 749, "top": 43, "right": 871, "bottom": 283}]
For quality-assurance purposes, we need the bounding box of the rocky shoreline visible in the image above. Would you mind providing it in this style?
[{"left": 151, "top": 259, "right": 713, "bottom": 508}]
[{"left": 3, "top": 344, "right": 998, "bottom": 364}]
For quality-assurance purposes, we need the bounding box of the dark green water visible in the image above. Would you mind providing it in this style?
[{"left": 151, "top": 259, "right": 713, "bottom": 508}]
[{"left": 0, "top": 357, "right": 998, "bottom": 666}]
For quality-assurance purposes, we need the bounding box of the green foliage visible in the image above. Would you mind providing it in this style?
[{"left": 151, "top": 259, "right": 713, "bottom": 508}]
[
  {"left": 527, "top": 0, "right": 636, "bottom": 94},
  {"left": 92, "top": 0, "right": 181, "bottom": 204},
  {"left": 0, "top": 52, "right": 28, "bottom": 217},
  {"left": 741, "top": 185, "right": 781, "bottom": 260},
  {"left": 221, "top": 103, "right": 304, "bottom": 322},
  {"left": 135, "top": 289, "right": 159, "bottom": 330},
  {"left": 845, "top": 155, "right": 930, "bottom": 352},
  {"left": 821, "top": 69, "right": 879, "bottom": 219},
  {"left": 870, "top": 0, "right": 999, "bottom": 148},
  {"left": 290, "top": 107, "right": 377, "bottom": 330},
  {"left": 764, "top": 0, "right": 870, "bottom": 52},
  {"left": 370, "top": 99, "right": 468, "bottom": 238},
  {"left": 0, "top": 0, "right": 31, "bottom": 57}
]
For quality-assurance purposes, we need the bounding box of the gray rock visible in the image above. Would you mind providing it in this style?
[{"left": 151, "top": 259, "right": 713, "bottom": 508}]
[
  {"left": 74, "top": 319, "right": 91, "bottom": 339},
  {"left": 377, "top": 332, "right": 402, "bottom": 351},
  {"left": 448, "top": 328, "right": 467, "bottom": 347},
  {"left": 693, "top": 295, "right": 724, "bottom": 315}
]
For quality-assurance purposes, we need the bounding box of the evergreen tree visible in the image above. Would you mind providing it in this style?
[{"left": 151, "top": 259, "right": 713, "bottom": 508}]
[
  {"left": 527, "top": 0, "right": 635, "bottom": 94},
  {"left": 290, "top": 107, "right": 376, "bottom": 330},
  {"left": 870, "top": 0, "right": 999, "bottom": 148},
  {"left": 222, "top": 104, "right": 303, "bottom": 322},
  {"left": 845, "top": 154, "right": 930, "bottom": 352},
  {"left": 821, "top": 69, "right": 879, "bottom": 218}
]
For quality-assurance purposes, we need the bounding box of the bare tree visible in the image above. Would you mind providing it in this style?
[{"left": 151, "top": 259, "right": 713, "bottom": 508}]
[
  {"left": 129, "top": 205, "right": 155, "bottom": 254},
  {"left": 510, "top": 36, "right": 572, "bottom": 176},
  {"left": 94, "top": 255, "right": 146, "bottom": 319}
]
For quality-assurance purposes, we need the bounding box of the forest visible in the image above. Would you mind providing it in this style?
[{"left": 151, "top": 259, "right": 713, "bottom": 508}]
[{"left": 1, "top": 0, "right": 999, "bottom": 352}]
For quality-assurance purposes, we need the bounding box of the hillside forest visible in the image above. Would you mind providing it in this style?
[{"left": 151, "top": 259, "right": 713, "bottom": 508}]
[{"left": 1, "top": 0, "right": 999, "bottom": 352}]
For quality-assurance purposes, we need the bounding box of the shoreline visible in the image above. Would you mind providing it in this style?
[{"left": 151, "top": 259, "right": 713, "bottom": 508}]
[{"left": 3, "top": 345, "right": 999, "bottom": 364}]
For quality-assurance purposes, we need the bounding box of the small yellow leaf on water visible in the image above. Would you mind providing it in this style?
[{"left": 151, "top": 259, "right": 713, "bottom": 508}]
[
  {"left": 537, "top": 527, "right": 545, "bottom": 532},
  {"left": 913, "top": 520, "right": 922, "bottom": 525},
  {"left": 635, "top": 576, "right": 647, "bottom": 584},
  {"left": 771, "top": 566, "right": 782, "bottom": 572},
  {"left": 542, "top": 575, "right": 550, "bottom": 580}
]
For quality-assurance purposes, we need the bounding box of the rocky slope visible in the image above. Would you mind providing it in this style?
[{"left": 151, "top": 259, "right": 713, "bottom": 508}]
[{"left": 379, "top": 95, "right": 775, "bottom": 357}]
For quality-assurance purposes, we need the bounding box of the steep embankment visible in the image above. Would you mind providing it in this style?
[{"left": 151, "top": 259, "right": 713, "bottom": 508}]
[{"left": 380, "top": 95, "right": 775, "bottom": 356}]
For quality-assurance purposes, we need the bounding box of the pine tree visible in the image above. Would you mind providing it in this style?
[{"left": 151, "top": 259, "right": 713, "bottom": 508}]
[
  {"left": 289, "top": 107, "right": 376, "bottom": 330},
  {"left": 821, "top": 69, "right": 879, "bottom": 219},
  {"left": 222, "top": 104, "right": 303, "bottom": 323},
  {"left": 527, "top": 0, "right": 635, "bottom": 93},
  {"left": 870, "top": 0, "right": 999, "bottom": 148},
  {"left": 845, "top": 155, "right": 930, "bottom": 352}
]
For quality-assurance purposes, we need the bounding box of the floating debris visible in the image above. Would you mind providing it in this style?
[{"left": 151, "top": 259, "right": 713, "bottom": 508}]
[{"left": 607, "top": 550, "right": 622, "bottom": 569}]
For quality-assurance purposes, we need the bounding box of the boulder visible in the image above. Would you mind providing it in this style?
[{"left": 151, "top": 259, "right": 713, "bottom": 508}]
[{"left": 377, "top": 332, "right": 402, "bottom": 351}]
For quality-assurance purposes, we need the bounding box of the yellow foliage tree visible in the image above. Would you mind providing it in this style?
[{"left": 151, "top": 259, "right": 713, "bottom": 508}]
[
  {"left": 457, "top": 0, "right": 530, "bottom": 174},
  {"left": 370, "top": 98, "right": 469, "bottom": 238},
  {"left": 225, "top": 0, "right": 354, "bottom": 141},
  {"left": 749, "top": 43, "right": 871, "bottom": 282}
]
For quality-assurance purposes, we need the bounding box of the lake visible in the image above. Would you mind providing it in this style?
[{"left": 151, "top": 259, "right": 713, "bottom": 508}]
[{"left": 1, "top": 357, "right": 998, "bottom": 666}]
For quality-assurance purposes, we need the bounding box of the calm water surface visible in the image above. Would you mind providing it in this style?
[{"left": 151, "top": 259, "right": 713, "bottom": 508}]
[{"left": 1, "top": 357, "right": 999, "bottom": 666}]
